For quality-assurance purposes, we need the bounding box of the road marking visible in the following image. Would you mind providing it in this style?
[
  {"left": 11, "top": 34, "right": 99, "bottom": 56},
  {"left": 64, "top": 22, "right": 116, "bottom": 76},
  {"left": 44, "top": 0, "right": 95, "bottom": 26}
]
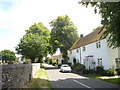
[{"left": 73, "top": 80, "right": 95, "bottom": 90}]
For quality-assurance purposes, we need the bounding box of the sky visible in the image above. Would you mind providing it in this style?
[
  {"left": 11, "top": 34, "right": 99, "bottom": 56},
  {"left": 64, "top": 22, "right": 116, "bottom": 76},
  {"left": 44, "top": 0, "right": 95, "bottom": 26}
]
[{"left": 0, "top": 0, "right": 102, "bottom": 55}]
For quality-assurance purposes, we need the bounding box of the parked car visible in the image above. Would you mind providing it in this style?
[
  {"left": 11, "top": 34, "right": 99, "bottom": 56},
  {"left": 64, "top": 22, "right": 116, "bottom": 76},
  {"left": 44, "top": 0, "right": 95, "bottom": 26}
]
[{"left": 60, "top": 64, "right": 71, "bottom": 72}]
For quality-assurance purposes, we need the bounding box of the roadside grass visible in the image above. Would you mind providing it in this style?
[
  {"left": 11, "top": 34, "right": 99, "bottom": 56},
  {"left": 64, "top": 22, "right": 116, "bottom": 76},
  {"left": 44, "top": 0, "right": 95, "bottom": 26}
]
[
  {"left": 22, "top": 68, "right": 53, "bottom": 89},
  {"left": 84, "top": 73, "right": 107, "bottom": 78},
  {"left": 102, "top": 78, "right": 120, "bottom": 85},
  {"left": 84, "top": 73, "right": 120, "bottom": 85}
]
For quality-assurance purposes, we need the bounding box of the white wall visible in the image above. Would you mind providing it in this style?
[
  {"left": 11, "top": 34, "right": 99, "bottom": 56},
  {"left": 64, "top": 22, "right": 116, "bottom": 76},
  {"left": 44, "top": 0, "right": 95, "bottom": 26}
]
[
  {"left": 69, "top": 39, "right": 118, "bottom": 70},
  {"left": 69, "top": 48, "right": 81, "bottom": 65}
]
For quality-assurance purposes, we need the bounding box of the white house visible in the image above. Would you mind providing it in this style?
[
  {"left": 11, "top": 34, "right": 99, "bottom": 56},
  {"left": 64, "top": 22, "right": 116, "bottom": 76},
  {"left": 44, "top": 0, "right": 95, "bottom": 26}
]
[
  {"left": 69, "top": 26, "right": 120, "bottom": 70},
  {"left": 51, "top": 54, "right": 71, "bottom": 65}
]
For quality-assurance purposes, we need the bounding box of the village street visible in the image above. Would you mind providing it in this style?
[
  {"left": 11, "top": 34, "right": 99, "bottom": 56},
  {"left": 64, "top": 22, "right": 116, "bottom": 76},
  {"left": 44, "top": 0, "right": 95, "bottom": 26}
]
[{"left": 45, "top": 64, "right": 119, "bottom": 89}]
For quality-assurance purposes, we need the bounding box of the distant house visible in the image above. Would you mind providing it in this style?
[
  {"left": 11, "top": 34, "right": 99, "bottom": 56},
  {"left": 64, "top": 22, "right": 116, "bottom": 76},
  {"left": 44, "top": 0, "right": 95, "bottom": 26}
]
[
  {"left": 51, "top": 54, "right": 63, "bottom": 64},
  {"left": 51, "top": 54, "right": 71, "bottom": 65},
  {"left": 69, "top": 26, "right": 120, "bottom": 70}
]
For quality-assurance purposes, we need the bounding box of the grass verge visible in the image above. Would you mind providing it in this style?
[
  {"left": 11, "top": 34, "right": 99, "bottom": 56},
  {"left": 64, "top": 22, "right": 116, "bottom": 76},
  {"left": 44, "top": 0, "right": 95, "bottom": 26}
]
[
  {"left": 84, "top": 73, "right": 106, "bottom": 78},
  {"left": 22, "top": 68, "right": 53, "bottom": 89},
  {"left": 84, "top": 73, "right": 120, "bottom": 85},
  {"left": 102, "top": 78, "right": 120, "bottom": 85}
]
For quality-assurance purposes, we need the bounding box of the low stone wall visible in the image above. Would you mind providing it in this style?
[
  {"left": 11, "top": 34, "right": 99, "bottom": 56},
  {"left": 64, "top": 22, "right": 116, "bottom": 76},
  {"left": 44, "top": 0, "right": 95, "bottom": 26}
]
[
  {"left": 2, "top": 64, "right": 32, "bottom": 89},
  {"left": 32, "top": 63, "right": 40, "bottom": 76}
]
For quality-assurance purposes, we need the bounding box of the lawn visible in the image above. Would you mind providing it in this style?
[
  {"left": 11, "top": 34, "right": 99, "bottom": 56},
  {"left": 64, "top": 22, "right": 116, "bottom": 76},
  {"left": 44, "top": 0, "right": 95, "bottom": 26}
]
[
  {"left": 84, "top": 73, "right": 107, "bottom": 78},
  {"left": 22, "top": 68, "right": 53, "bottom": 89},
  {"left": 102, "top": 78, "right": 120, "bottom": 85},
  {"left": 84, "top": 73, "right": 120, "bottom": 85}
]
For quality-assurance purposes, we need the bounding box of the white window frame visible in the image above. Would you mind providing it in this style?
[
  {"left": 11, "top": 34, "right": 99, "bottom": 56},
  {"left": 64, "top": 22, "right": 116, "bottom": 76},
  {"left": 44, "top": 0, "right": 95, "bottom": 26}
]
[
  {"left": 115, "top": 58, "right": 120, "bottom": 68},
  {"left": 83, "top": 46, "right": 86, "bottom": 51},
  {"left": 96, "top": 41, "right": 101, "bottom": 48},
  {"left": 97, "top": 58, "right": 102, "bottom": 66}
]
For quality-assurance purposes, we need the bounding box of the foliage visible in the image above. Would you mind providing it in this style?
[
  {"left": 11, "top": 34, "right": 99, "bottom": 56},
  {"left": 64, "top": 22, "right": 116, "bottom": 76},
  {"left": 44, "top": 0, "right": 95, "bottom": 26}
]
[
  {"left": 47, "top": 57, "right": 53, "bottom": 64},
  {"left": 93, "top": 26, "right": 102, "bottom": 31},
  {"left": 116, "top": 68, "right": 120, "bottom": 75},
  {"left": 52, "top": 60, "right": 58, "bottom": 66},
  {"left": 16, "top": 23, "right": 50, "bottom": 63},
  {"left": 50, "top": 15, "right": 79, "bottom": 62},
  {"left": 96, "top": 66, "right": 104, "bottom": 74},
  {"left": 0, "top": 50, "right": 16, "bottom": 64},
  {"left": 106, "top": 69, "right": 118, "bottom": 76},
  {"left": 79, "top": 1, "right": 120, "bottom": 48},
  {"left": 40, "top": 64, "right": 45, "bottom": 68},
  {"left": 58, "top": 64, "right": 62, "bottom": 68},
  {"left": 72, "top": 63, "right": 85, "bottom": 74},
  {"left": 83, "top": 69, "right": 96, "bottom": 74}
]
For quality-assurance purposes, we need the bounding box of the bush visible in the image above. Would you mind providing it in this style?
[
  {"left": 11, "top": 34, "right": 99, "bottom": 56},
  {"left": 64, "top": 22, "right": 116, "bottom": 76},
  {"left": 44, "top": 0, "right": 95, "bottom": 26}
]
[
  {"left": 83, "top": 69, "right": 96, "bottom": 74},
  {"left": 52, "top": 60, "right": 57, "bottom": 66},
  {"left": 116, "top": 68, "right": 120, "bottom": 75},
  {"left": 58, "top": 64, "right": 62, "bottom": 68},
  {"left": 106, "top": 69, "right": 118, "bottom": 76},
  {"left": 96, "top": 66, "right": 104, "bottom": 74},
  {"left": 99, "top": 70, "right": 108, "bottom": 76},
  {"left": 40, "top": 64, "right": 45, "bottom": 68},
  {"left": 72, "top": 63, "right": 85, "bottom": 74}
]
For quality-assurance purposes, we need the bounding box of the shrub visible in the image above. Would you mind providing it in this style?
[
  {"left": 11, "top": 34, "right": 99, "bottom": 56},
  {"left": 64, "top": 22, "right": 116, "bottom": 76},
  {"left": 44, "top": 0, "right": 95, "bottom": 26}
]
[
  {"left": 52, "top": 60, "right": 57, "bottom": 66},
  {"left": 115, "top": 68, "right": 120, "bottom": 75},
  {"left": 96, "top": 66, "right": 104, "bottom": 74},
  {"left": 106, "top": 69, "right": 118, "bottom": 76},
  {"left": 72, "top": 63, "right": 85, "bottom": 74},
  {"left": 100, "top": 70, "right": 108, "bottom": 76},
  {"left": 58, "top": 64, "right": 62, "bottom": 68},
  {"left": 83, "top": 69, "right": 96, "bottom": 74},
  {"left": 40, "top": 64, "right": 45, "bottom": 68}
]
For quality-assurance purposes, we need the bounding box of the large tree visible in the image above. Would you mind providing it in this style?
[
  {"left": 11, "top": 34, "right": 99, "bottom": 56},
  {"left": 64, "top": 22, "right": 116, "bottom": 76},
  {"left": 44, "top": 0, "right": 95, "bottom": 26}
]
[
  {"left": 79, "top": 1, "right": 120, "bottom": 48},
  {"left": 0, "top": 50, "right": 16, "bottom": 64},
  {"left": 50, "top": 15, "right": 79, "bottom": 63},
  {"left": 16, "top": 23, "right": 50, "bottom": 63}
]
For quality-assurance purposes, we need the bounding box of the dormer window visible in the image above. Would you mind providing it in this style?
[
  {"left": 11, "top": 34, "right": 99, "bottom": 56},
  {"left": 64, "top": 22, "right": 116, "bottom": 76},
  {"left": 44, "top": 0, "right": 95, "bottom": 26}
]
[
  {"left": 96, "top": 41, "right": 101, "bottom": 48},
  {"left": 83, "top": 46, "right": 86, "bottom": 51}
]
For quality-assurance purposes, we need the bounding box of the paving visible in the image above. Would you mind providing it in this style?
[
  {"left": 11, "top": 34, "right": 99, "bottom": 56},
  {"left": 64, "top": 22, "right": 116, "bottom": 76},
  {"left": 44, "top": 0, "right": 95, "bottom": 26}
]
[{"left": 45, "top": 64, "right": 120, "bottom": 89}]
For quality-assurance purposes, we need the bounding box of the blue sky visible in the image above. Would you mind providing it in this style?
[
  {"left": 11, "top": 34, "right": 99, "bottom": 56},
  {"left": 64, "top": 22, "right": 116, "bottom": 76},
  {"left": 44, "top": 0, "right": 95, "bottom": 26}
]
[{"left": 0, "top": 0, "right": 102, "bottom": 55}]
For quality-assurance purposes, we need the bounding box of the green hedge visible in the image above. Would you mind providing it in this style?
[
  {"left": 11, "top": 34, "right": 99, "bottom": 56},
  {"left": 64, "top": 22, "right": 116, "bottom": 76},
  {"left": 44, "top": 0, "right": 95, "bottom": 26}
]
[{"left": 72, "top": 63, "right": 85, "bottom": 74}]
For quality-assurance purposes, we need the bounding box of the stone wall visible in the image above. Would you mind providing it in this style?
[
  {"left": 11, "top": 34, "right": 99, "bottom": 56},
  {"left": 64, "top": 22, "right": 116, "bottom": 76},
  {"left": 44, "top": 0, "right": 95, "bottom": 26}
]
[{"left": 2, "top": 64, "right": 32, "bottom": 89}]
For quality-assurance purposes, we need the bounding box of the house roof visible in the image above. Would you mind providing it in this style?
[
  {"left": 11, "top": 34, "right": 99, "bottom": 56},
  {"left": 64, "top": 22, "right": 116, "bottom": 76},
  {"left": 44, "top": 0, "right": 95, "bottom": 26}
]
[
  {"left": 69, "top": 26, "right": 106, "bottom": 50},
  {"left": 51, "top": 54, "right": 62, "bottom": 59}
]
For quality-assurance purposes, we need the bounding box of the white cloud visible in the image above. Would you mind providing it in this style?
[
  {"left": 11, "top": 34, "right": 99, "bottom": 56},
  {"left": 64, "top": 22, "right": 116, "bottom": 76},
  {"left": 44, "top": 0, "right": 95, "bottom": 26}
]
[{"left": 0, "top": 0, "right": 102, "bottom": 52}]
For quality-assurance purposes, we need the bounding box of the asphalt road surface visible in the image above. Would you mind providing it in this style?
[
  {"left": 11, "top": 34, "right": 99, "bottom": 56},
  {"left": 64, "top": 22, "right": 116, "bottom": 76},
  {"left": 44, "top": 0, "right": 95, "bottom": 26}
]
[{"left": 45, "top": 64, "right": 119, "bottom": 89}]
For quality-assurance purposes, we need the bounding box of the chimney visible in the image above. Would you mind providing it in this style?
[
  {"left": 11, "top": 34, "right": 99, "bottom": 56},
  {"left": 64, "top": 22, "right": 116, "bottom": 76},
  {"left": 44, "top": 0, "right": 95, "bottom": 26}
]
[{"left": 80, "top": 34, "right": 83, "bottom": 38}]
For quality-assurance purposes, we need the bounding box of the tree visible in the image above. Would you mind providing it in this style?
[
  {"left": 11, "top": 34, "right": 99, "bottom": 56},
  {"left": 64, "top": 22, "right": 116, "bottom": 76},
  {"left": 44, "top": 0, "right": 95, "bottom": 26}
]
[
  {"left": 50, "top": 15, "right": 79, "bottom": 63},
  {"left": 79, "top": 1, "right": 120, "bottom": 48},
  {"left": 0, "top": 50, "right": 16, "bottom": 64},
  {"left": 16, "top": 23, "right": 50, "bottom": 63}
]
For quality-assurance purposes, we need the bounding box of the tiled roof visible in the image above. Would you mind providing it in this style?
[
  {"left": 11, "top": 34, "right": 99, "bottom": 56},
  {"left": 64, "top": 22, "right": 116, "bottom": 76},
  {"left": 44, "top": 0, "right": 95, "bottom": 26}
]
[
  {"left": 51, "top": 54, "right": 62, "bottom": 59},
  {"left": 69, "top": 26, "right": 106, "bottom": 50}
]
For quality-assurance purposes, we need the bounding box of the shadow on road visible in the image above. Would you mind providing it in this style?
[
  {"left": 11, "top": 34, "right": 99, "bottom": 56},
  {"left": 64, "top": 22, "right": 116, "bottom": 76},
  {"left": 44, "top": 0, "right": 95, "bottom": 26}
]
[{"left": 45, "top": 67, "right": 59, "bottom": 70}]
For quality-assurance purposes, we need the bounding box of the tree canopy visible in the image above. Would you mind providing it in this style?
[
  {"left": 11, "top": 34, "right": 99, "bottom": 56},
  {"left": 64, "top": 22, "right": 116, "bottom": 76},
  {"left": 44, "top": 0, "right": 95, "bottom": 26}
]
[
  {"left": 0, "top": 50, "right": 16, "bottom": 63},
  {"left": 50, "top": 15, "right": 79, "bottom": 63},
  {"left": 16, "top": 23, "right": 50, "bottom": 63},
  {"left": 79, "top": 1, "right": 120, "bottom": 48}
]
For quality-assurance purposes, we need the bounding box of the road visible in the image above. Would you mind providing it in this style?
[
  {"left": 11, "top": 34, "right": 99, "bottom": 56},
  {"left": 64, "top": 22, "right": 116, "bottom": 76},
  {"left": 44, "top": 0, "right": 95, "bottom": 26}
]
[{"left": 45, "top": 64, "right": 119, "bottom": 89}]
